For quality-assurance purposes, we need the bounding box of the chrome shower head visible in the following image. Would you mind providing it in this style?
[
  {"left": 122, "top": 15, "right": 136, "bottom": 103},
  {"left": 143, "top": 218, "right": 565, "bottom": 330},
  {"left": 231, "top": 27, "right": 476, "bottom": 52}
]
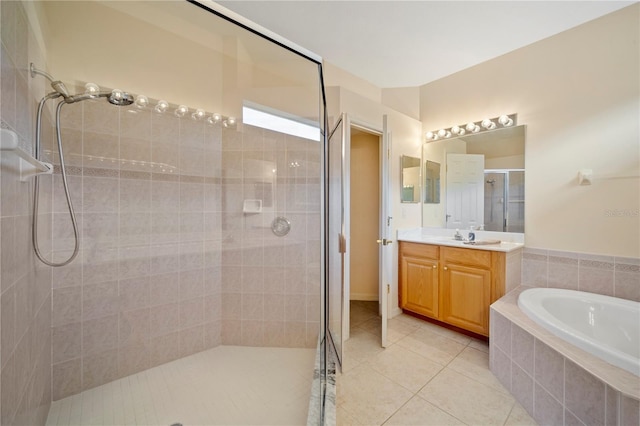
[{"left": 107, "top": 89, "right": 134, "bottom": 106}]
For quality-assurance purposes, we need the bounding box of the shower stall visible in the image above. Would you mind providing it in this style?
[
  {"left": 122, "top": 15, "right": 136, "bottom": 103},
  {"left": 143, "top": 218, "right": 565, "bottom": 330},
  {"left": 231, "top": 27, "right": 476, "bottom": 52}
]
[
  {"left": 0, "top": 1, "right": 328, "bottom": 425},
  {"left": 483, "top": 170, "right": 525, "bottom": 233}
]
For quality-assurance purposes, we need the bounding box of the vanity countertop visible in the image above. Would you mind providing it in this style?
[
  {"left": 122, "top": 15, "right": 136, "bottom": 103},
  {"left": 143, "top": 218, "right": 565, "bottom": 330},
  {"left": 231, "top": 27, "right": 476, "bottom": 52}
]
[{"left": 397, "top": 228, "right": 524, "bottom": 253}]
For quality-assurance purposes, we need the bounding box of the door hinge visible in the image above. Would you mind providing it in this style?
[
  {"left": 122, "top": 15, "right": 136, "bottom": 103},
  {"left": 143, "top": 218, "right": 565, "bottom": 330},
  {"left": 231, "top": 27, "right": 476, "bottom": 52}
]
[{"left": 387, "top": 284, "right": 390, "bottom": 294}]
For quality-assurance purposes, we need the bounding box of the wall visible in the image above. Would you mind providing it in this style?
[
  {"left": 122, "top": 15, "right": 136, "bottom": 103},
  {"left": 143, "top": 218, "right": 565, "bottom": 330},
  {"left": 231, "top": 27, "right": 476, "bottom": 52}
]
[
  {"left": 420, "top": 4, "right": 640, "bottom": 258},
  {"left": 219, "top": 124, "right": 321, "bottom": 348},
  {"left": 47, "top": 95, "right": 224, "bottom": 401},
  {"left": 349, "top": 131, "right": 380, "bottom": 301},
  {"left": 323, "top": 76, "right": 423, "bottom": 318},
  {"left": 0, "top": 1, "right": 53, "bottom": 425}
]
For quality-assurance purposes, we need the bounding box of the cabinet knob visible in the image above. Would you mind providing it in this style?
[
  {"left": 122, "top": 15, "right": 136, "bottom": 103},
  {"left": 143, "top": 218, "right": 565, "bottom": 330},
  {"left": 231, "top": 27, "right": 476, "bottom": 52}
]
[
  {"left": 432, "top": 265, "right": 437, "bottom": 269},
  {"left": 443, "top": 266, "right": 448, "bottom": 271}
]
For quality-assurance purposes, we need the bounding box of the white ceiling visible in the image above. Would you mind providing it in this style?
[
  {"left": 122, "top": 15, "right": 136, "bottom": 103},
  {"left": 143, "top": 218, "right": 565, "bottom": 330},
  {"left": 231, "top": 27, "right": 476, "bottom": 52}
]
[{"left": 216, "top": 1, "right": 635, "bottom": 88}]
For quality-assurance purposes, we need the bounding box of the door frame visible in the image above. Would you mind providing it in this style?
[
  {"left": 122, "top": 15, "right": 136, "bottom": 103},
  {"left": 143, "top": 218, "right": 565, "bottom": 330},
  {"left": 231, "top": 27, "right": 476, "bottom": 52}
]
[{"left": 342, "top": 117, "right": 389, "bottom": 348}]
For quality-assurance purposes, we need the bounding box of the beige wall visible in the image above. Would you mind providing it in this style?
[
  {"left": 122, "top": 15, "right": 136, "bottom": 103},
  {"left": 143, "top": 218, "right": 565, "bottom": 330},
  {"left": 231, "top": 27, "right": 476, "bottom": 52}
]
[
  {"left": 350, "top": 132, "right": 380, "bottom": 300},
  {"left": 420, "top": 4, "right": 639, "bottom": 258}
]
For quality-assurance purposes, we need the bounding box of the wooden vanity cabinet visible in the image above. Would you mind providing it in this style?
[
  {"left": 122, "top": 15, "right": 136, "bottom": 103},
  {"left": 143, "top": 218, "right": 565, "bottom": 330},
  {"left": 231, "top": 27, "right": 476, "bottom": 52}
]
[
  {"left": 399, "top": 243, "right": 439, "bottom": 319},
  {"left": 399, "top": 241, "right": 509, "bottom": 337}
]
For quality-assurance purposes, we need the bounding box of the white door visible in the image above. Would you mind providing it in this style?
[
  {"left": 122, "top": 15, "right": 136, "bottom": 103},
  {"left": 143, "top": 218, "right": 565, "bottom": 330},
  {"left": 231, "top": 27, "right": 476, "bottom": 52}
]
[
  {"left": 378, "top": 116, "right": 390, "bottom": 348},
  {"left": 446, "top": 154, "right": 485, "bottom": 230},
  {"left": 331, "top": 114, "right": 390, "bottom": 358}
]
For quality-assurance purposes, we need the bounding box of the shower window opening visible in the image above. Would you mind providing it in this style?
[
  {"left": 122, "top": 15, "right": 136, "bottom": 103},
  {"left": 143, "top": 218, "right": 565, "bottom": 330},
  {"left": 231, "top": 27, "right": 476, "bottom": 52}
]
[{"left": 243, "top": 101, "right": 321, "bottom": 141}]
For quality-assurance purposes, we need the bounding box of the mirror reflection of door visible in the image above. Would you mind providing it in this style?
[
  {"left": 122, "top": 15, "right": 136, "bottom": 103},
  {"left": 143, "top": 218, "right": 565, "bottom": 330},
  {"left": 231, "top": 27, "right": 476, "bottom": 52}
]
[{"left": 445, "top": 153, "right": 484, "bottom": 229}]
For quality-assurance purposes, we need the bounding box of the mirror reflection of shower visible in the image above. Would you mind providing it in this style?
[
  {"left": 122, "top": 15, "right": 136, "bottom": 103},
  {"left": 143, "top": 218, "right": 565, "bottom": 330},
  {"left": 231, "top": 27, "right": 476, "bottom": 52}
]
[
  {"left": 484, "top": 169, "right": 525, "bottom": 233},
  {"left": 31, "top": 64, "right": 135, "bottom": 267}
]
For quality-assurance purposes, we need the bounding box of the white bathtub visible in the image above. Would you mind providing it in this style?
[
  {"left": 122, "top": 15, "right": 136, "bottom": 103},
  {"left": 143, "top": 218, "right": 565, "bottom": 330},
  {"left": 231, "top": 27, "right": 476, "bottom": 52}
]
[{"left": 518, "top": 288, "right": 640, "bottom": 376}]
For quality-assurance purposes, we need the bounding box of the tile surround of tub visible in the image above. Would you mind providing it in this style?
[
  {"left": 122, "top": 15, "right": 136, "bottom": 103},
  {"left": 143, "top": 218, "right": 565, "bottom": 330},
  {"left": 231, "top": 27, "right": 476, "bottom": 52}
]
[
  {"left": 1, "top": 2, "right": 53, "bottom": 425},
  {"left": 490, "top": 299, "right": 640, "bottom": 426},
  {"left": 522, "top": 247, "right": 640, "bottom": 301}
]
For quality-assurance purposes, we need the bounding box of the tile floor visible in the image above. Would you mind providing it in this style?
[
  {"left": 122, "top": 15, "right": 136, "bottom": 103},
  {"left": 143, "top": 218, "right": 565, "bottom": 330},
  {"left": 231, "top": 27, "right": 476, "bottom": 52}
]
[
  {"left": 45, "top": 346, "right": 316, "bottom": 426},
  {"left": 337, "top": 301, "right": 538, "bottom": 425}
]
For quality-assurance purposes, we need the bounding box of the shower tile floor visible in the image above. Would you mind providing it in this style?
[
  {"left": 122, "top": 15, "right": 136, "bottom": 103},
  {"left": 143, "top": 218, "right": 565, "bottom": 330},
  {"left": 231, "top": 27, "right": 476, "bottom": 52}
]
[
  {"left": 337, "top": 301, "right": 538, "bottom": 425},
  {"left": 45, "top": 346, "right": 316, "bottom": 426}
]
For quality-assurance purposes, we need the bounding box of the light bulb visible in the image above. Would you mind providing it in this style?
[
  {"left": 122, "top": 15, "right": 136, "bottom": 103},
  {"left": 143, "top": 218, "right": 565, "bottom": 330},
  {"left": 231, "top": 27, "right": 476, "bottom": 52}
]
[
  {"left": 84, "top": 82, "right": 100, "bottom": 96},
  {"left": 227, "top": 117, "right": 236, "bottom": 125},
  {"left": 154, "top": 100, "right": 168, "bottom": 113},
  {"left": 426, "top": 131, "right": 435, "bottom": 140},
  {"left": 111, "top": 89, "right": 124, "bottom": 101},
  {"left": 175, "top": 105, "right": 188, "bottom": 118},
  {"left": 192, "top": 108, "right": 205, "bottom": 120},
  {"left": 498, "top": 115, "right": 513, "bottom": 127},
  {"left": 445, "top": 131, "right": 452, "bottom": 138},
  {"left": 472, "top": 124, "right": 481, "bottom": 133},
  {"left": 437, "top": 129, "right": 447, "bottom": 138},
  {"left": 134, "top": 95, "right": 148, "bottom": 109},
  {"left": 451, "top": 125, "right": 465, "bottom": 136},
  {"left": 482, "top": 119, "right": 496, "bottom": 130},
  {"left": 466, "top": 122, "right": 476, "bottom": 132}
]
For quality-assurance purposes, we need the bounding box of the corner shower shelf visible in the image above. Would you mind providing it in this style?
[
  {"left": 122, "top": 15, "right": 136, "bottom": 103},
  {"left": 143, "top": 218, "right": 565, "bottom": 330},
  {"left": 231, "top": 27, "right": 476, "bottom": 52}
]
[{"left": 0, "top": 128, "right": 53, "bottom": 181}]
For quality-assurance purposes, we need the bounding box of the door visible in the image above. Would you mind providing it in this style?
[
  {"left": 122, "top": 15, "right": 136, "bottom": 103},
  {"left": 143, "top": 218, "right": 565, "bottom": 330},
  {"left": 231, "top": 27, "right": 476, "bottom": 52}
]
[
  {"left": 378, "top": 116, "right": 390, "bottom": 348},
  {"left": 329, "top": 114, "right": 390, "bottom": 363},
  {"left": 441, "top": 262, "right": 491, "bottom": 335},
  {"left": 328, "top": 115, "right": 346, "bottom": 367},
  {"left": 400, "top": 254, "right": 439, "bottom": 319},
  {"left": 446, "top": 154, "right": 485, "bottom": 229}
]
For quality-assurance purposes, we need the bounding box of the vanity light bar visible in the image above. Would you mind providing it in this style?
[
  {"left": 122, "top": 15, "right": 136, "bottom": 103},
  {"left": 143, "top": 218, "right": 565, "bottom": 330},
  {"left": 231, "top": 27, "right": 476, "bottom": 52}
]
[{"left": 425, "top": 113, "right": 517, "bottom": 141}]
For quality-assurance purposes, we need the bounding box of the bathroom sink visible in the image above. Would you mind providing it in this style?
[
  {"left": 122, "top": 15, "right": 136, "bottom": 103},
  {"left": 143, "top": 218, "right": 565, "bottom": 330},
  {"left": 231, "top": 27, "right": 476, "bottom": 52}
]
[{"left": 463, "top": 239, "right": 502, "bottom": 245}]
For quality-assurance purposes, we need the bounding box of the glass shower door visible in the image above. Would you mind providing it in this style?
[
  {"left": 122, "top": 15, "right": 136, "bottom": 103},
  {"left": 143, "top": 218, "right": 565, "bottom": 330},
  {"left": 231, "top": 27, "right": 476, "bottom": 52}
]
[{"left": 327, "top": 115, "right": 345, "bottom": 367}]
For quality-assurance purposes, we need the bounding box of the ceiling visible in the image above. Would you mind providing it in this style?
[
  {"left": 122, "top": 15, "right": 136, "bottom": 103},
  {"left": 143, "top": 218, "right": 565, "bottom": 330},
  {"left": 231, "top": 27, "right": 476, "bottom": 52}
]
[{"left": 216, "top": 1, "right": 635, "bottom": 88}]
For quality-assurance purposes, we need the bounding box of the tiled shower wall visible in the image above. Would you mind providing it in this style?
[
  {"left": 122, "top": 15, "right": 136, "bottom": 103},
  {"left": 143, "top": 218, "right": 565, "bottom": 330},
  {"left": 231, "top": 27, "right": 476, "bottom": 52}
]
[
  {"left": 48, "top": 98, "right": 225, "bottom": 400},
  {"left": 48, "top": 96, "right": 321, "bottom": 399},
  {"left": 521, "top": 247, "right": 640, "bottom": 301},
  {"left": 220, "top": 125, "right": 321, "bottom": 348},
  {"left": 1, "top": 1, "right": 53, "bottom": 425}
]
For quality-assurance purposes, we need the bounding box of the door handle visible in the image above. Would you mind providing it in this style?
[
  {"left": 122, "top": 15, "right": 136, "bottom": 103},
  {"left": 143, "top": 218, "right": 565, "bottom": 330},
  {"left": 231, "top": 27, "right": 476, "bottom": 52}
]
[{"left": 376, "top": 239, "right": 393, "bottom": 246}]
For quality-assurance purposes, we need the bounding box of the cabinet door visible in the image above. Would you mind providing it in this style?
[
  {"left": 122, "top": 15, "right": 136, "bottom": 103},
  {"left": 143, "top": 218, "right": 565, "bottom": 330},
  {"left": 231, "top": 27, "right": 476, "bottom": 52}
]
[
  {"left": 441, "top": 263, "right": 491, "bottom": 335},
  {"left": 401, "top": 255, "right": 439, "bottom": 319}
]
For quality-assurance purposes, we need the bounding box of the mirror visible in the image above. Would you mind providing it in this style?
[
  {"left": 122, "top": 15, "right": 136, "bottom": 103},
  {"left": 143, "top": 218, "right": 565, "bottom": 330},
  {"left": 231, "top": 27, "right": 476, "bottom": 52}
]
[
  {"left": 424, "top": 160, "right": 440, "bottom": 203},
  {"left": 401, "top": 155, "right": 421, "bottom": 203},
  {"left": 422, "top": 125, "right": 525, "bottom": 232}
]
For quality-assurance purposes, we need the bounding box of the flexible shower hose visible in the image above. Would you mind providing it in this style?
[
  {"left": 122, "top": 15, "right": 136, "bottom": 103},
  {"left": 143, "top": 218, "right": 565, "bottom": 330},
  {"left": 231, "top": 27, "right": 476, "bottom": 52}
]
[{"left": 32, "top": 94, "right": 80, "bottom": 267}]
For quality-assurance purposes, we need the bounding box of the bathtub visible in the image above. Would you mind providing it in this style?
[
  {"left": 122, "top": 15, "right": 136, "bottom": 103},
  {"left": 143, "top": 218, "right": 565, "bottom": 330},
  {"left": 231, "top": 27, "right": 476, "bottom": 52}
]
[{"left": 517, "top": 288, "right": 640, "bottom": 376}]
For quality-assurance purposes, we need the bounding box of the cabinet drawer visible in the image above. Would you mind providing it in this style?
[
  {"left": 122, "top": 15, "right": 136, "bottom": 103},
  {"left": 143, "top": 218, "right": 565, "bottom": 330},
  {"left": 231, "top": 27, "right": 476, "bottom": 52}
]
[
  {"left": 441, "top": 246, "right": 491, "bottom": 268},
  {"left": 400, "top": 241, "right": 439, "bottom": 259}
]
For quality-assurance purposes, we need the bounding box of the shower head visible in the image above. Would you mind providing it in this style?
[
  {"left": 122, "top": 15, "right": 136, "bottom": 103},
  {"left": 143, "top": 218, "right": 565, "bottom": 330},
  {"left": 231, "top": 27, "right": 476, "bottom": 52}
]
[
  {"left": 64, "top": 89, "right": 134, "bottom": 106},
  {"left": 107, "top": 89, "right": 134, "bottom": 106},
  {"left": 486, "top": 179, "right": 496, "bottom": 185}
]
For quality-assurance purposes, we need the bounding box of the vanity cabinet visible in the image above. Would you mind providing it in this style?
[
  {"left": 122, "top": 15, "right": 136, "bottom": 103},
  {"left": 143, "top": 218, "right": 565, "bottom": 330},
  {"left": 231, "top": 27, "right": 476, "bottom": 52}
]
[
  {"left": 399, "top": 241, "right": 512, "bottom": 336},
  {"left": 399, "top": 243, "right": 439, "bottom": 319}
]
